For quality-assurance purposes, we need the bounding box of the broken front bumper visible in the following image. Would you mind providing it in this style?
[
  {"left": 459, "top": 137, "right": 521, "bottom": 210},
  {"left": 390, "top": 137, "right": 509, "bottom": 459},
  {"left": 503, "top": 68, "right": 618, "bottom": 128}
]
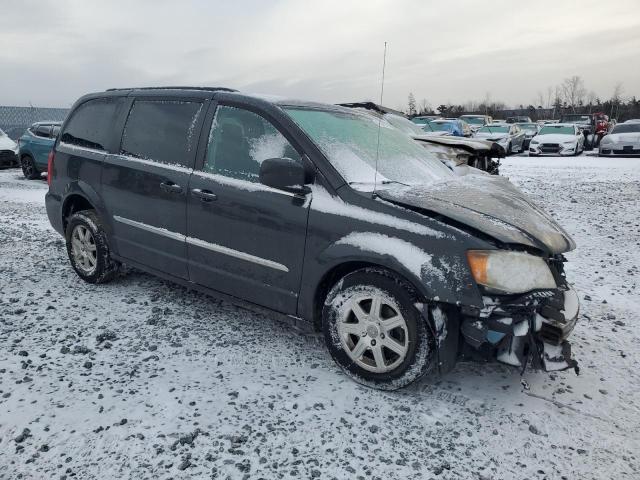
[{"left": 461, "top": 287, "right": 579, "bottom": 373}]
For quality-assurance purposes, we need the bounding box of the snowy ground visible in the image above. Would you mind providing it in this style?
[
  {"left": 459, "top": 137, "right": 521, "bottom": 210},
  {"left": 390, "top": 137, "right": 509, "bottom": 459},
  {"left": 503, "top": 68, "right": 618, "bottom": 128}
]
[{"left": 0, "top": 156, "right": 639, "bottom": 479}]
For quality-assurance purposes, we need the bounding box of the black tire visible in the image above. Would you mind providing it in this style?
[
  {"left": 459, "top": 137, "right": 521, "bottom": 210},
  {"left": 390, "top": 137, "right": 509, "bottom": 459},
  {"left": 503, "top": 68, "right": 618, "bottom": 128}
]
[
  {"left": 506, "top": 142, "right": 512, "bottom": 156},
  {"left": 65, "top": 210, "right": 119, "bottom": 284},
  {"left": 518, "top": 140, "right": 525, "bottom": 153},
  {"left": 322, "top": 268, "right": 436, "bottom": 390},
  {"left": 21, "top": 155, "right": 40, "bottom": 180}
]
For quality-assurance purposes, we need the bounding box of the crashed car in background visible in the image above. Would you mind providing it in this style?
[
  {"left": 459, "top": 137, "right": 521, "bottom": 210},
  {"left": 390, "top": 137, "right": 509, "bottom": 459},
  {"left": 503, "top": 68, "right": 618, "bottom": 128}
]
[
  {"left": 518, "top": 122, "right": 540, "bottom": 149},
  {"left": 599, "top": 121, "right": 640, "bottom": 156},
  {"left": 475, "top": 124, "right": 526, "bottom": 155},
  {"left": 0, "top": 128, "right": 20, "bottom": 168},
  {"left": 459, "top": 114, "right": 492, "bottom": 134},
  {"left": 339, "top": 102, "right": 503, "bottom": 174}
]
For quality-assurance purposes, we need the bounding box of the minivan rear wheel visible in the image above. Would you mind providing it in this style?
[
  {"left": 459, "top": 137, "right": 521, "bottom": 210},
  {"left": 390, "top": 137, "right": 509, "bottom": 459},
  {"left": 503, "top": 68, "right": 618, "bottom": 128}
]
[
  {"left": 65, "top": 210, "right": 119, "bottom": 284},
  {"left": 322, "top": 268, "right": 436, "bottom": 390},
  {"left": 21, "top": 155, "right": 40, "bottom": 180}
]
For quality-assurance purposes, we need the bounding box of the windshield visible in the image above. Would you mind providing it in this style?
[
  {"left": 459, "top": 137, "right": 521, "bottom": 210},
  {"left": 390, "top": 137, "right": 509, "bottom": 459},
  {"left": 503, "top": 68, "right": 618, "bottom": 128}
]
[
  {"left": 539, "top": 126, "right": 575, "bottom": 135},
  {"left": 461, "top": 116, "right": 485, "bottom": 125},
  {"left": 421, "top": 122, "right": 435, "bottom": 132},
  {"left": 430, "top": 122, "right": 456, "bottom": 132},
  {"left": 284, "top": 107, "right": 453, "bottom": 188},
  {"left": 384, "top": 113, "right": 427, "bottom": 136},
  {"left": 519, "top": 123, "right": 538, "bottom": 131},
  {"left": 479, "top": 126, "right": 509, "bottom": 133},
  {"left": 561, "top": 115, "right": 590, "bottom": 124},
  {"left": 612, "top": 123, "right": 640, "bottom": 134}
]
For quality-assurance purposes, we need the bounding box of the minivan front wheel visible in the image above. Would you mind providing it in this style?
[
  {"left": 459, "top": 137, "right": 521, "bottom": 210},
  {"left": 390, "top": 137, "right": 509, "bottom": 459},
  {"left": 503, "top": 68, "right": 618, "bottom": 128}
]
[
  {"left": 65, "top": 210, "right": 119, "bottom": 284},
  {"left": 323, "top": 268, "right": 436, "bottom": 390},
  {"left": 21, "top": 155, "right": 40, "bottom": 180}
]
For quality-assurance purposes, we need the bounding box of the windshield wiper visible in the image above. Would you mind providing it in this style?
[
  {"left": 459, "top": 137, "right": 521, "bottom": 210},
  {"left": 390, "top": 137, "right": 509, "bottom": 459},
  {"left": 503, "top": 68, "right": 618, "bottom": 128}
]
[{"left": 348, "top": 180, "right": 410, "bottom": 187}]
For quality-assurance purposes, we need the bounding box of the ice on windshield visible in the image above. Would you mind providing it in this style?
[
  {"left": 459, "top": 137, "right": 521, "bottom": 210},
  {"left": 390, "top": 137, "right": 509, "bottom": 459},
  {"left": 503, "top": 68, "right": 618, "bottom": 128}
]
[
  {"left": 284, "top": 107, "right": 453, "bottom": 189},
  {"left": 384, "top": 113, "right": 426, "bottom": 136}
]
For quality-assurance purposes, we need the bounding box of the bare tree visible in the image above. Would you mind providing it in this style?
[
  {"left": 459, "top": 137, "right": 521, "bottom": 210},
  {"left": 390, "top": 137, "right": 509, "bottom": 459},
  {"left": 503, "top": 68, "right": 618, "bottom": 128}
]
[
  {"left": 560, "top": 76, "right": 587, "bottom": 112},
  {"left": 586, "top": 91, "right": 596, "bottom": 113},
  {"left": 546, "top": 86, "right": 554, "bottom": 109},
  {"left": 407, "top": 93, "right": 417, "bottom": 116},
  {"left": 611, "top": 83, "right": 624, "bottom": 118},
  {"left": 418, "top": 98, "right": 431, "bottom": 115},
  {"left": 535, "top": 91, "right": 545, "bottom": 109}
]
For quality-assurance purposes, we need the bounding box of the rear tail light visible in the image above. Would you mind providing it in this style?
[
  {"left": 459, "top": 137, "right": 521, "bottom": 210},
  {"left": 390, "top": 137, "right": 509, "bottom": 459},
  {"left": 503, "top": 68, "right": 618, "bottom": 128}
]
[{"left": 47, "top": 150, "right": 55, "bottom": 186}]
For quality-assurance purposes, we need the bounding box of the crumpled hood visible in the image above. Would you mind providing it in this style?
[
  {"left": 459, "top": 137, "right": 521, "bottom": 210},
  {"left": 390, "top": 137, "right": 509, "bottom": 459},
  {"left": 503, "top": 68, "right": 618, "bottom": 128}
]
[
  {"left": 377, "top": 174, "right": 576, "bottom": 254},
  {"left": 475, "top": 132, "right": 509, "bottom": 142},
  {"left": 534, "top": 133, "right": 576, "bottom": 144},
  {"left": 0, "top": 135, "right": 17, "bottom": 150}
]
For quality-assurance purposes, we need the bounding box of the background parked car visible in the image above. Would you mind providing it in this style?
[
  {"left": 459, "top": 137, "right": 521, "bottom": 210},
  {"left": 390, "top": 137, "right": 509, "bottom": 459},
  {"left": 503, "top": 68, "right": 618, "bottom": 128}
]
[
  {"left": 506, "top": 116, "right": 532, "bottom": 124},
  {"left": 429, "top": 119, "right": 471, "bottom": 137},
  {"left": 17, "top": 121, "right": 62, "bottom": 179},
  {"left": 338, "top": 102, "right": 501, "bottom": 174},
  {"left": 459, "top": 114, "right": 492, "bottom": 134},
  {"left": 411, "top": 115, "right": 441, "bottom": 125},
  {"left": 0, "top": 128, "right": 20, "bottom": 168},
  {"left": 599, "top": 121, "right": 640, "bottom": 156},
  {"left": 529, "top": 123, "right": 584, "bottom": 156},
  {"left": 474, "top": 124, "right": 525, "bottom": 154},
  {"left": 518, "top": 122, "right": 540, "bottom": 148}
]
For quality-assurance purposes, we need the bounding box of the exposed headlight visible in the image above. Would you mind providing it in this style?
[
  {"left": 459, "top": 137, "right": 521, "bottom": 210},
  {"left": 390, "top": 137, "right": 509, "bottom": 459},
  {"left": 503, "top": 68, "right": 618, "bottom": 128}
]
[
  {"left": 530, "top": 139, "right": 539, "bottom": 145},
  {"left": 467, "top": 250, "right": 557, "bottom": 294},
  {"left": 562, "top": 141, "right": 575, "bottom": 146},
  {"left": 600, "top": 136, "right": 614, "bottom": 145}
]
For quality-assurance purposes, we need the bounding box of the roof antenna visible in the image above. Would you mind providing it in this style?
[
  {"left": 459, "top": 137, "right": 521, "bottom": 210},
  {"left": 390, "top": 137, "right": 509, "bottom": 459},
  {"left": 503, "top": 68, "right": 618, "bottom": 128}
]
[{"left": 373, "top": 41, "right": 387, "bottom": 198}]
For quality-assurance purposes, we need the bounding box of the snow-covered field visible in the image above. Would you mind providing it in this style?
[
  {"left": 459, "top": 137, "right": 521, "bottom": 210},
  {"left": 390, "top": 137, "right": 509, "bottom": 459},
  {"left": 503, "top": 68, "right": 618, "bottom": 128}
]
[{"left": 1, "top": 156, "right": 638, "bottom": 479}]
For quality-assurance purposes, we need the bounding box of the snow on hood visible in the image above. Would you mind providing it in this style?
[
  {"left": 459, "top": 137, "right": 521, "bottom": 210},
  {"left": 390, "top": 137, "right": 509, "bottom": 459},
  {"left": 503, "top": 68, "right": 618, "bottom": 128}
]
[
  {"left": 376, "top": 174, "right": 576, "bottom": 254},
  {"left": 608, "top": 132, "right": 640, "bottom": 143},
  {"left": 0, "top": 134, "right": 17, "bottom": 150},
  {"left": 533, "top": 133, "right": 577, "bottom": 143}
]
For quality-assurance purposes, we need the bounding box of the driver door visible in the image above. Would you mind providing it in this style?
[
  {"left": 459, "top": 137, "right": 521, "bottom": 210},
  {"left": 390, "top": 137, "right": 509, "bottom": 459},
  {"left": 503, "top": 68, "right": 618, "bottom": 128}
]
[{"left": 186, "top": 103, "right": 310, "bottom": 314}]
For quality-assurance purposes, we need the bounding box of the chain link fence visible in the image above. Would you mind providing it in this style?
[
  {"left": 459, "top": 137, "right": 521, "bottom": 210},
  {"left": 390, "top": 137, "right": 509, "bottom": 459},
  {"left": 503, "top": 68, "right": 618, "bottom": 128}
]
[{"left": 0, "top": 106, "right": 69, "bottom": 140}]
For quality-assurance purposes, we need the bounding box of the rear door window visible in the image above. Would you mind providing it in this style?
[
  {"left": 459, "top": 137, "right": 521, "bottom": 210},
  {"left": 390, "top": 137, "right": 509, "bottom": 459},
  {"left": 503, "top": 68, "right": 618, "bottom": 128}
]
[
  {"left": 203, "top": 105, "right": 300, "bottom": 182},
  {"left": 120, "top": 100, "right": 203, "bottom": 168},
  {"left": 61, "top": 97, "right": 123, "bottom": 151}
]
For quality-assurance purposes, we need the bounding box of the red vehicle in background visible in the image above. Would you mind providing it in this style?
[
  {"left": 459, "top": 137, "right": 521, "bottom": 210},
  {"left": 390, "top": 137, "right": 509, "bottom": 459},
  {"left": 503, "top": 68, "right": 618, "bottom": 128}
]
[{"left": 559, "top": 112, "right": 612, "bottom": 149}]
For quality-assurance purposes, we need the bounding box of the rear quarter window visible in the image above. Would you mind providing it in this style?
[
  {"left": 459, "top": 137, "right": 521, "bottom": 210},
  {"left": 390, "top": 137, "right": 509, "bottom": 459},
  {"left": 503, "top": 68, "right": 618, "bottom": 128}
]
[
  {"left": 120, "top": 100, "right": 203, "bottom": 168},
  {"left": 61, "top": 97, "right": 124, "bottom": 151}
]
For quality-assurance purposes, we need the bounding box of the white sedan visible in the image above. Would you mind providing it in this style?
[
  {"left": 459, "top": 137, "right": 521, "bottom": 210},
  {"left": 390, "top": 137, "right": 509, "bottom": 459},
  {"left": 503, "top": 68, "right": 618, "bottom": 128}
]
[
  {"left": 599, "top": 122, "right": 640, "bottom": 156},
  {"left": 529, "top": 123, "right": 584, "bottom": 156}
]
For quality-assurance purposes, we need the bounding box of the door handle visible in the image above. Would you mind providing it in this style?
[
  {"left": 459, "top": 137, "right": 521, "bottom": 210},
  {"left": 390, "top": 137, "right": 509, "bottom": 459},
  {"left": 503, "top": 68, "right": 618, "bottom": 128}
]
[
  {"left": 191, "top": 188, "right": 217, "bottom": 202},
  {"left": 160, "top": 181, "right": 183, "bottom": 194}
]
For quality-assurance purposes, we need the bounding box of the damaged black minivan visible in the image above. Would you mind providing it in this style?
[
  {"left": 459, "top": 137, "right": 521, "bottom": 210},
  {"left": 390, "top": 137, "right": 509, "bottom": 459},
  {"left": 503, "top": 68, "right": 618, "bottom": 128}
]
[{"left": 46, "top": 87, "right": 579, "bottom": 390}]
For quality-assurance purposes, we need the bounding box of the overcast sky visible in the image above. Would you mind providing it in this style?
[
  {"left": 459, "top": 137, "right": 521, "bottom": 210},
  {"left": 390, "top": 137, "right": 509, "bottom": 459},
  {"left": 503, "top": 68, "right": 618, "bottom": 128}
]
[{"left": 1, "top": 0, "right": 638, "bottom": 110}]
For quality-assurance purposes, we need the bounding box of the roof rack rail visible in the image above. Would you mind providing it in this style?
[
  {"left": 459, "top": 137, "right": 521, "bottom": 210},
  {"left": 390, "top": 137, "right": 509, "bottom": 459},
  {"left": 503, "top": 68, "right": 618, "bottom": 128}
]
[{"left": 105, "top": 86, "right": 237, "bottom": 92}]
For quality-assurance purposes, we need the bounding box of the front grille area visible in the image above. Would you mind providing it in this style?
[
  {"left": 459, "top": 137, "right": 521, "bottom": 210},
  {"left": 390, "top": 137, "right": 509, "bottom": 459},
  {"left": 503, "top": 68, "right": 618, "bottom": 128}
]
[
  {"left": 541, "top": 143, "right": 560, "bottom": 153},
  {"left": 618, "top": 147, "right": 640, "bottom": 155},
  {"left": 0, "top": 150, "right": 18, "bottom": 166}
]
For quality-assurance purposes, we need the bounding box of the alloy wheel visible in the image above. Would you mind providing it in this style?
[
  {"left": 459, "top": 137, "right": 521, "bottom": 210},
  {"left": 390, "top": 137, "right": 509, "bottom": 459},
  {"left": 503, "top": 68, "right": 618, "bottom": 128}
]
[
  {"left": 71, "top": 224, "right": 98, "bottom": 274},
  {"left": 22, "top": 157, "right": 34, "bottom": 178},
  {"left": 337, "top": 292, "right": 409, "bottom": 373}
]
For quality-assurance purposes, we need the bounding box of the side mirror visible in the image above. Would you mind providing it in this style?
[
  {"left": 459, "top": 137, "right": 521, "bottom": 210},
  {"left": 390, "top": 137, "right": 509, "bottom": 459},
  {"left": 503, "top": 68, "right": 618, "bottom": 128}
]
[{"left": 259, "top": 157, "right": 312, "bottom": 194}]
